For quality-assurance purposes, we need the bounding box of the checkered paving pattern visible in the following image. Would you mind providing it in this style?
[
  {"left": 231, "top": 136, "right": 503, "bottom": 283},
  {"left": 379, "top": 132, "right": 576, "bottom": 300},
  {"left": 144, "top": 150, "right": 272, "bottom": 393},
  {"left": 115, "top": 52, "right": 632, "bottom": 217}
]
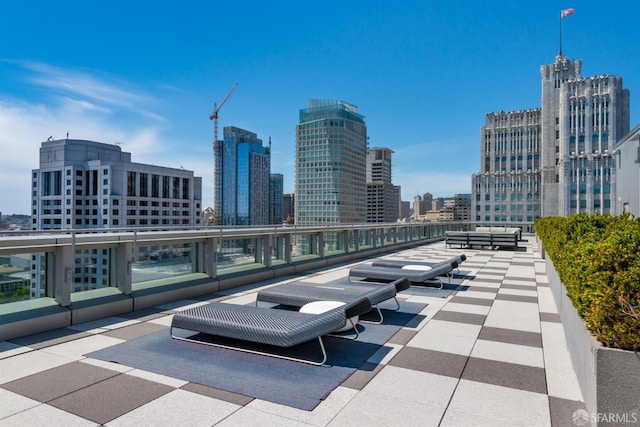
[{"left": 0, "top": 235, "right": 586, "bottom": 426}]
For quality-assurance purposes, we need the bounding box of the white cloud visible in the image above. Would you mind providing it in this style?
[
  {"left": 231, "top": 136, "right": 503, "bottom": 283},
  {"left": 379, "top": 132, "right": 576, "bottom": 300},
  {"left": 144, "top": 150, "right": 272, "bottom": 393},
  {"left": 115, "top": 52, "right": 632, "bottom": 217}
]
[{"left": 0, "top": 61, "right": 177, "bottom": 213}]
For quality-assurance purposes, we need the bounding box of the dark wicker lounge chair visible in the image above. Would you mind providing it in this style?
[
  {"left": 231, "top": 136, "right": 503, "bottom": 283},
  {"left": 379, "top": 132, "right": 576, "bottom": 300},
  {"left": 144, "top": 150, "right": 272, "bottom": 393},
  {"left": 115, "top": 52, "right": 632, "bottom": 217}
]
[
  {"left": 256, "top": 277, "right": 410, "bottom": 324},
  {"left": 372, "top": 254, "right": 466, "bottom": 273},
  {"left": 170, "top": 298, "right": 371, "bottom": 365},
  {"left": 349, "top": 261, "right": 453, "bottom": 288}
]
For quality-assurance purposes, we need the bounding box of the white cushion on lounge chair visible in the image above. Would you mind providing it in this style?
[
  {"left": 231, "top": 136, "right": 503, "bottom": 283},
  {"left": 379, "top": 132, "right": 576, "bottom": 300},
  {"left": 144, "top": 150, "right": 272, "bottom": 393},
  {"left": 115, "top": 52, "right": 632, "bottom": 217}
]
[{"left": 401, "top": 265, "right": 432, "bottom": 271}]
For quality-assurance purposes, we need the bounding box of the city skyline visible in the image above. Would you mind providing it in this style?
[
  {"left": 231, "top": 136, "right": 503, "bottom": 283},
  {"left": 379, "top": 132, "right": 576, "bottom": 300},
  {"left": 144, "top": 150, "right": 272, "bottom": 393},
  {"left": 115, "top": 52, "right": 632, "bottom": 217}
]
[{"left": 1, "top": 1, "right": 639, "bottom": 214}]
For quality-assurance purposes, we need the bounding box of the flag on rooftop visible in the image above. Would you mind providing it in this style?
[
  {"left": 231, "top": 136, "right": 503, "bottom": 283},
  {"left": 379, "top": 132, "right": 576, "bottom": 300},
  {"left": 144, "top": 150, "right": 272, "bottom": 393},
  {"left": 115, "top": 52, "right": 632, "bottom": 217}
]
[{"left": 561, "top": 8, "right": 575, "bottom": 18}]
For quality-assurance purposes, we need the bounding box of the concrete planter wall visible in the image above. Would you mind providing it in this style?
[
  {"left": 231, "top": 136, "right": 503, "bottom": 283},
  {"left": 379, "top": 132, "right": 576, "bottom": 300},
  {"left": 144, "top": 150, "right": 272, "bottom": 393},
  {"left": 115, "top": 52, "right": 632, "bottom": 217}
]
[{"left": 545, "top": 256, "right": 640, "bottom": 426}]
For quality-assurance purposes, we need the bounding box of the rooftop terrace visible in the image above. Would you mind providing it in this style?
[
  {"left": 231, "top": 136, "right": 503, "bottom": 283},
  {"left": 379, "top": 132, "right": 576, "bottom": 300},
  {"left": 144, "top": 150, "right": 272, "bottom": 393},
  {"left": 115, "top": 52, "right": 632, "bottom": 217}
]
[{"left": 0, "top": 236, "right": 586, "bottom": 426}]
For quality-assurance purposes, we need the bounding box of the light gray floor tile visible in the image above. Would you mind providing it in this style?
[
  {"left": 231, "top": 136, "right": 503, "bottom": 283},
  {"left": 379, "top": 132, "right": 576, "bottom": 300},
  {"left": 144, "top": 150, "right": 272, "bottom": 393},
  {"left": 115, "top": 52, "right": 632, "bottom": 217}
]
[
  {"left": 0, "top": 403, "right": 97, "bottom": 427},
  {"left": 106, "top": 389, "right": 239, "bottom": 427},
  {"left": 471, "top": 339, "right": 544, "bottom": 368},
  {"left": 0, "top": 350, "right": 73, "bottom": 384},
  {"left": 408, "top": 319, "right": 481, "bottom": 356},
  {"left": 444, "top": 379, "right": 551, "bottom": 427},
  {"left": 541, "top": 322, "right": 584, "bottom": 402},
  {"left": 485, "top": 300, "right": 540, "bottom": 333},
  {"left": 0, "top": 388, "right": 41, "bottom": 419},
  {"left": 247, "top": 386, "right": 358, "bottom": 426},
  {"left": 329, "top": 389, "right": 445, "bottom": 427},
  {"left": 216, "top": 407, "right": 308, "bottom": 426},
  {"left": 41, "top": 334, "right": 125, "bottom": 361}
]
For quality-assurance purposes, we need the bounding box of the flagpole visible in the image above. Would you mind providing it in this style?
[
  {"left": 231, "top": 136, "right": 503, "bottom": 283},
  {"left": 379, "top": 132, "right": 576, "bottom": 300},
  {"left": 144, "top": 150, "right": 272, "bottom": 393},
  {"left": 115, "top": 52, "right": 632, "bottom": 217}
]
[{"left": 559, "top": 12, "right": 563, "bottom": 55}]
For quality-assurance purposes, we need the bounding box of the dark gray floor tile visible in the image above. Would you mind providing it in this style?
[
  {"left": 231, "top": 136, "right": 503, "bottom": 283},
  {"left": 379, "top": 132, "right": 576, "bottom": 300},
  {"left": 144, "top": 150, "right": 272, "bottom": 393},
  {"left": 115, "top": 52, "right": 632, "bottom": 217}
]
[
  {"left": 432, "top": 310, "right": 486, "bottom": 326},
  {"left": 540, "top": 312, "right": 562, "bottom": 323},
  {"left": 341, "top": 362, "right": 385, "bottom": 390},
  {"left": 459, "top": 286, "right": 498, "bottom": 294},
  {"left": 478, "top": 326, "right": 542, "bottom": 348},
  {"left": 8, "top": 328, "right": 92, "bottom": 350},
  {"left": 2, "top": 361, "right": 119, "bottom": 402},
  {"left": 462, "top": 357, "right": 547, "bottom": 394},
  {"left": 472, "top": 277, "right": 504, "bottom": 283},
  {"left": 501, "top": 283, "right": 537, "bottom": 291},
  {"left": 450, "top": 296, "right": 494, "bottom": 307},
  {"left": 102, "top": 322, "right": 168, "bottom": 341},
  {"left": 503, "top": 275, "right": 537, "bottom": 282},
  {"left": 48, "top": 374, "right": 174, "bottom": 425},
  {"left": 181, "top": 382, "right": 253, "bottom": 406},
  {"left": 509, "top": 261, "right": 535, "bottom": 267},
  {"left": 548, "top": 396, "right": 588, "bottom": 427},
  {"left": 388, "top": 347, "right": 468, "bottom": 379},
  {"left": 387, "top": 328, "right": 417, "bottom": 346},
  {"left": 495, "top": 294, "right": 538, "bottom": 304},
  {"left": 118, "top": 307, "right": 171, "bottom": 322}
]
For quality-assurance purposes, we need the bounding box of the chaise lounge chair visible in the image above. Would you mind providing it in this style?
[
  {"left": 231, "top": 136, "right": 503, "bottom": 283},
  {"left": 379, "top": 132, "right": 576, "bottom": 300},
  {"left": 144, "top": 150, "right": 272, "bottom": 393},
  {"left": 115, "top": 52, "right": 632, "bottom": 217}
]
[
  {"left": 372, "top": 254, "right": 466, "bottom": 274},
  {"left": 256, "top": 277, "right": 410, "bottom": 325},
  {"left": 170, "top": 298, "right": 371, "bottom": 365},
  {"left": 349, "top": 261, "right": 453, "bottom": 288}
]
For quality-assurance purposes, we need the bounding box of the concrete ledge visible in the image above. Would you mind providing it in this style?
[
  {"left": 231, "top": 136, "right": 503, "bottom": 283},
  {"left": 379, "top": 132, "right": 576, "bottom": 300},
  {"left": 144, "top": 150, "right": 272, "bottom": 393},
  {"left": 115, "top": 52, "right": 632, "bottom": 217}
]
[
  {"left": 132, "top": 275, "right": 219, "bottom": 310},
  {"left": 70, "top": 288, "right": 134, "bottom": 325},
  {"left": 546, "top": 257, "right": 640, "bottom": 425},
  {"left": 0, "top": 298, "right": 71, "bottom": 341}
]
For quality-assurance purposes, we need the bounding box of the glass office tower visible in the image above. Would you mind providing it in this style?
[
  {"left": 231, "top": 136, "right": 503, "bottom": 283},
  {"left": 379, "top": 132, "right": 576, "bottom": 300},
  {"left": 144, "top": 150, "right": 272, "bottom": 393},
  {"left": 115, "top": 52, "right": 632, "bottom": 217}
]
[
  {"left": 295, "top": 99, "right": 367, "bottom": 225},
  {"left": 215, "top": 126, "right": 270, "bottom": 225}
]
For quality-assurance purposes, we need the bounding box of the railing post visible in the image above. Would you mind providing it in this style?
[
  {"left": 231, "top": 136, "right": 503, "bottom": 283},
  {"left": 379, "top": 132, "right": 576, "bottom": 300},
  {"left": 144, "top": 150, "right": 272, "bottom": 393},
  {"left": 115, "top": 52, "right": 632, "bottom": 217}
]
[
  {"left": 317, "top": 232, "right": 325, "bottom": 258},
  {"left": 205, "top": 237, "right": 217, "bottom": 278},
  {"left": 263, "top": 235, "right": 272, "bottom": 267},
  {"left": 353, "top": 229, "right": 360, "bottom": 251},
  {"left": 53, "top": 245, "right": 73, "bottom": 307},
  {"left": 284, "top": 233, "right": 292, "bottom": 264},
  {"left": 342, "top": 230, "right": 349, "bottom": 253},
  {"left": 116, "top": 241, "right": 133, "bottom": 295}
]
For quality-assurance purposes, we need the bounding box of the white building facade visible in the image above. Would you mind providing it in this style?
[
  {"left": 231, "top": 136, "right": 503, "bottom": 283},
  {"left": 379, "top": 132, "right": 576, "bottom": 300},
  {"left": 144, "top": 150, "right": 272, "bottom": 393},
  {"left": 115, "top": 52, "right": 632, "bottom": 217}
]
[
  {"left": 31, "top": 139, "right": 202, "bottom": 297},
  {"left": 473, "top": 55, "right": 630, "bottom": 228}
]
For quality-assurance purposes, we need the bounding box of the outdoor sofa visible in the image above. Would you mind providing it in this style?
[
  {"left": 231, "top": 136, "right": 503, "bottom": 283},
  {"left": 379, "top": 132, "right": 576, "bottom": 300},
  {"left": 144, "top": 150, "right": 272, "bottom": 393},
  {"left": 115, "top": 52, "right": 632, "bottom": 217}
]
[
  {"left": 256, "top": 277, "right": 410, "bottom": 324},
  {"left": 445, "top": 228, "right": 519, "bottom": 250},
  {"left": 170, "top": 297, "right": 371, "bottom": 365}
]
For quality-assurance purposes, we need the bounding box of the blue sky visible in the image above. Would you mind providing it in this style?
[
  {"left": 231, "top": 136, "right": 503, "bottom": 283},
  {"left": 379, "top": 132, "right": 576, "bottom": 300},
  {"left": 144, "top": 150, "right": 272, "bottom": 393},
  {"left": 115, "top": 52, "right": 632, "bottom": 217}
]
[{"left": 1, "top": 0, "right": 638, "bottom": 214}]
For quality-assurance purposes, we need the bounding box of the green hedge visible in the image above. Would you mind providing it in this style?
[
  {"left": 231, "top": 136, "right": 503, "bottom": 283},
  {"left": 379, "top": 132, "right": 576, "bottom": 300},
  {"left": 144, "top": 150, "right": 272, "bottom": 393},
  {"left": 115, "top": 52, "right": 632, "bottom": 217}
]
[{"left": 535, "top": 213, "right": 640, "bottom": 351}]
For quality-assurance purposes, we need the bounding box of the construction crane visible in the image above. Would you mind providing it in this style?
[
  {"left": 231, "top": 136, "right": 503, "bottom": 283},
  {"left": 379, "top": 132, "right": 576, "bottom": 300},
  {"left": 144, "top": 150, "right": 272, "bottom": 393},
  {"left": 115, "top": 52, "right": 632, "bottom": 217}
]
[
  {"left": 210, "top": 82, "right": 237, "bottom": 225},
  {"left": 210, "top": 82, "right": 238, "bottom": 149}
]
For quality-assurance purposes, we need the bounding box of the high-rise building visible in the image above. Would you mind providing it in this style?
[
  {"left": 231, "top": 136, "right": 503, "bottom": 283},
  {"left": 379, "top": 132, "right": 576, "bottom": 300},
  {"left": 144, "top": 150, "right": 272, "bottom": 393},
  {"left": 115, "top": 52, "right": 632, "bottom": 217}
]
[
  {"left": 543, "top": 58, "right": 629, "bottom": 216},
  {"left": 472, "top": 109, "right": 542, "bottom": 224},
  {"left": 295, "top": 99, "right": 367, "bottom": 225},
  {"left": 612, "top": 125, "right": 640, "bottom": 216},
  {"left": 215, "top": 126, "right": 270, "bottom": 225},
  {"left": 472, "top": 54, "right": 630, "bottom": 226},
  {"left": 31, "top": 138, "right": 202, "bottom": 296},
  {"left": 269, "top": 173, "right": 283, "bottom": 225},
  {"left": 366, "top": 147, "right": 398, "bottom": 222},
  {"left": 283, "top": 193, "right": 295, "bottom": 224}
]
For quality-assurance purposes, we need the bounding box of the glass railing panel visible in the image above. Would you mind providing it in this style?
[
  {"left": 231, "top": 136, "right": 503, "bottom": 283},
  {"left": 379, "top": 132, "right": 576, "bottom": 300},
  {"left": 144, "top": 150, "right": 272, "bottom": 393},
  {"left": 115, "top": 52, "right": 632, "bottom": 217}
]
[
  {"left": 359, "top": 229, "right": 374, "bottom": 249},
  {"left": 324, "top": 231, "right": 345, "bottom": 256},
  {"left": 271, "top": 236, "right": 287, "bottom": 263},
  {"left": 291, "top": 233, "right": 320, "bottom": 262},
  {"left": 131, "top": 243, "right": 195, "bottom": 285},
  {"left": 0, "top": 251, "right": 38, "bottom": 304},
  {"left": 217, "top": 238, "right": 262, "bottom": 273}
]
